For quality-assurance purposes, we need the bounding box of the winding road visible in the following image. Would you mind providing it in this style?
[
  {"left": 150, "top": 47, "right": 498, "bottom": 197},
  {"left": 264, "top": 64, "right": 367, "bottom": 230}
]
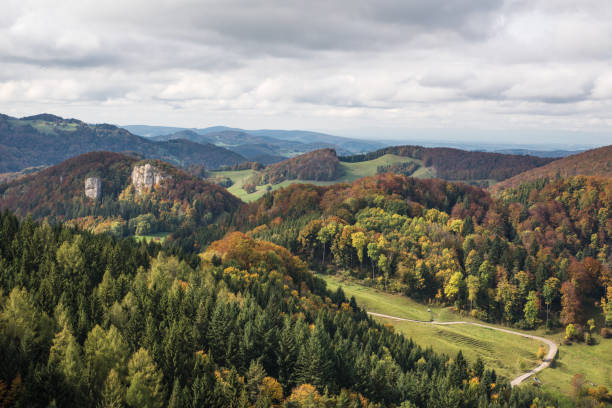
[{"left": 368, "top": 312, "right": 558, "bottom": 387}]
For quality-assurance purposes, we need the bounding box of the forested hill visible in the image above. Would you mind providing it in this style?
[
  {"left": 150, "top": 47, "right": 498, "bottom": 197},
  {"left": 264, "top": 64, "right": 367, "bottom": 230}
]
[
  {"left": 0, "top": 151, "right": 240, "bottom": 237},
  {"left": 491, "top": 144, "right": 612, "bottom": 193},
  {"left": 233, "top": 173, "right": 611, "bottom": 338},
  {"left": 247, "top": 148, "right": 344, "bottom": 186},
  {"left": 0, "top": 211, "right": 556, "bottom": 407},
  {"left": 340, "top": 145, "right": 556, "bottom": 181},
  {"left": 0, "top": 113, "right": 247, "bottom": 172}
]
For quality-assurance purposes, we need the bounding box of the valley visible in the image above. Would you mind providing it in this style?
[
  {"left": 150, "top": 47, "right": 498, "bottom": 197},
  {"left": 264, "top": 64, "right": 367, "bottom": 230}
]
[
  {"left": 321, "top": 274, "right": 612, "bottom": 401},
  {"left": 0, "top": 112, "right": 611, "bottom": 407}
]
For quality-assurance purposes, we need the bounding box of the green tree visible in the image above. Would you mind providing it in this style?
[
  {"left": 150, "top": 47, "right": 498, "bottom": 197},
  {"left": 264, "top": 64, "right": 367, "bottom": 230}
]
[
  {"left": 100, "top": 369, "right": 125, "bottom": 408},
  {"left": 276, "top": 317, "right": 297, "bottom": 393},
  {"left": 378, "top": 253, "right": 390, "bottom": 289},
  {"left": 367, "top": 242, "right": 381, "bottom": 279},
  {"left": 466, "top": 275, "right": 480, "bottom": 311},
  {"left": 444, "top": 272, "right": 464, "bottom": 305},
  {"left": 542, "top": 277, "right": 560, "bottom": 330},
  {"left": 317, "top": 223, "right": 337, "bottom": 265},
  {"left": 523, "top": 291, "right": 541, "bottom": 329},
  {"left": 48, "top": 324, "right": 84, "bottom": 386},
  {"left": 1, "top": 287, "right": 53, "bottom": 355},
  {"left": 126, "top": 348, "right": 165, "bottom": 408},
  {"left": 56, "top": 236, "right": 85, "bottom": 276},
  {"left": 351, "top": 232, "right": 367, "bottom": 271},
  {"left": 296, "top": 319, "right": 335, "bottom": 392},
  {"left": 84, "top": 325, "right": 130, "bottom": 393},
  {"left": 246, "top": 360, "right": 266, "bottom": 404}
]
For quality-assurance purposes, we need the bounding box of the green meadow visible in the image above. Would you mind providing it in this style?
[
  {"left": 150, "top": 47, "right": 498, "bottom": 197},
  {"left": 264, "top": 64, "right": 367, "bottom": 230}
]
[{"left": 319, "top": 274, "right": 612, "bottom": 398}]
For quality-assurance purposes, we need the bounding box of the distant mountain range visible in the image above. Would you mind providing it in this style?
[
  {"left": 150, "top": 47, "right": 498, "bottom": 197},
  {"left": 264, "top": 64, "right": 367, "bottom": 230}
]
[
  {"left": 491, "top": 148, "right": 584, "bottom": 158},
  {"left": 123, "top": 124, "right": 385, "bottom": 161},
  {"left": 0, "top": 114, "right": 246, "bottom": 173}
]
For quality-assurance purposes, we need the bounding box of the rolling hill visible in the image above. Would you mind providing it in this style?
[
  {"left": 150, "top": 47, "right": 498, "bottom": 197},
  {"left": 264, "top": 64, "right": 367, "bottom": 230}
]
[
  {"left": 208, "top": 145, "right": 553, "bottom": 201},
  {"left": 491, "top": 144, "right": 612, "bottom": 193},
  {"left": 0, "top": 113, "right": 247, "bottom": 173},
  {"left": 341, "top": 145, "right": 556, "bottom": 182}
]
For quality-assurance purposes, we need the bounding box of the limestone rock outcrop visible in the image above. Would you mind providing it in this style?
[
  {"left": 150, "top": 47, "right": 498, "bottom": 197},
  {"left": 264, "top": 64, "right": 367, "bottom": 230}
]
[
  {"left": 84, "top": 177, "right": 101, "bottom": 200},
  {"left": 131, "top": 163, "right": 166, "bottom": 194}
]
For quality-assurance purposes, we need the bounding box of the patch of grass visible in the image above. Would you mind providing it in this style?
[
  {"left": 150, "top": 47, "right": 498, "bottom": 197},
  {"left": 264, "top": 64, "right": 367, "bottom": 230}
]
[
  {"left": 537, "top": 335, "right": 612, "bottom": 394},
  {"left": 337, "top": 154, "right": 431, "bottom": 182},
  {"left": 134, "top": 232, "right": 170, "bottom": 244},
  {"left": 390, "top": 320, "right": 540, "bottom": 381},
  {"left": 208, "top": 169, "right": 337, "bottom": 202}
]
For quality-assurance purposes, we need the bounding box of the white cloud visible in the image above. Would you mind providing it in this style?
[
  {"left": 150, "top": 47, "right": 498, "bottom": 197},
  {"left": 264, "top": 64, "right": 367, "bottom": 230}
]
[{"left": 0, "top": 0, "right": 611, "bottom": 145}]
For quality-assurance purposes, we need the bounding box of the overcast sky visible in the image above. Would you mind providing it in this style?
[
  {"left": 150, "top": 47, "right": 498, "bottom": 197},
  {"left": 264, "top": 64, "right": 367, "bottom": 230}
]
[{"left": 1, "top": 0, "right": 612, "bottom": 146}]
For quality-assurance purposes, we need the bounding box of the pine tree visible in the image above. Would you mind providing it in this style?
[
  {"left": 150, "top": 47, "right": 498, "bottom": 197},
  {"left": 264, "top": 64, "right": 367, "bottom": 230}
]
[
  {"left": 296, "top": 318, "right": 335, "bottom": 392},
  {"left": 167, "top": 379, "right": 184, "bottom": 408},
  {"left": 246, "top": 360, "right": 266, "bottom": 404},
  {"left": 48, "top": 323, "right": 84, "bottom": 387},
  {"left": 276, "top": 317, "right": 297, "bottom": 392},
  {"left": 99, "top": 369, "right": 125, "bottom": 408}
]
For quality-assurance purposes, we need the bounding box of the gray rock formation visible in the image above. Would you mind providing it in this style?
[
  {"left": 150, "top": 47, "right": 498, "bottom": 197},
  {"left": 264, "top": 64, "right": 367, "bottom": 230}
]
[
  {"left": 84, "top": 177, "right": 101, "bottom": 200},
  {"left": 131, "top": 163, "right": 166, "bottom": 194}
]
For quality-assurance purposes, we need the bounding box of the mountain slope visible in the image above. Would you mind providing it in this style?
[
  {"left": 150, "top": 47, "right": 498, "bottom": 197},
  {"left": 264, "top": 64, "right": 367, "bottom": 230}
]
[
  {"left": 0, "top": 151, "right": 241, "bottom": 235},
  {"left": 491, "top": 144, "right": 612, "bottom": 193},
  {"left": 0, "top": 114, "right": 247, "bottom": 172}
]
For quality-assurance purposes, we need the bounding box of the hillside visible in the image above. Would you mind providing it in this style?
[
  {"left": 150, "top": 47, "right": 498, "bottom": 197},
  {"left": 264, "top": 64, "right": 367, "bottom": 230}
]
[
  {"left": 341, "top": 145, "right": 556, "bottom": 182},
  {"left": 0, "top": 114, "right": 247, "bottom": 172},
  {"left": 232, "top": 172, "right": 612, "bottom": 400},
  {"left": 208, "top": 145, "right": 551, "bottom": 202},
  {"left": 491, "top": 144, "right": 612, "bottom": 193},
  {"left": 0, "top": 212, "right": 557, "bottom": 407},
  {"left": 245, "top": 148, "right": 344, "bottom": 187},
  {"left": 0, "top": 151, "right": 241, "bottom": 237}
]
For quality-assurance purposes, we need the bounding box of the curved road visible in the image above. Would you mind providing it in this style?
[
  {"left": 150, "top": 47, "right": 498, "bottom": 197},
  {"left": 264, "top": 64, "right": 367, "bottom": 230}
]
[{"left": 368, "top": 312, "right": 558, "bottom": 387}]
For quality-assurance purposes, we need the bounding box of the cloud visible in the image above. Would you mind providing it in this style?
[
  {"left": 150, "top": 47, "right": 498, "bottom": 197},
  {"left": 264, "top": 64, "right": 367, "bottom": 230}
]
[{"left": 0, "top": 0, "right": 611, "bottom": 145}]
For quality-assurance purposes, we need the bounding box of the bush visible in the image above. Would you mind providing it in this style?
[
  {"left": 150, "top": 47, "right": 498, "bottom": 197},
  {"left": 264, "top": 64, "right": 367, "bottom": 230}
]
[
  {"left": 536, "top": 345, "right": 546, "bottom": 360},
  {"left": 565, "top": 323, "right": 576, "bottom": 341},
  {"left": 243, "top": 183, "right": 256, "bottom": 194},
  {"left": 584, "top": 332, "right": 593, "bottom": 345},
  {"left": 601, "top": 327, "right": 611, "bottom": 338}
]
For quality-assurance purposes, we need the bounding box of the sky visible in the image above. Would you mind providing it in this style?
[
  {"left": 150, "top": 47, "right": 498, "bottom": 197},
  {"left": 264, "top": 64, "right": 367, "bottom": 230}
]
[{"left": 1, "top": 0, "right": 612, "bottom": 146}]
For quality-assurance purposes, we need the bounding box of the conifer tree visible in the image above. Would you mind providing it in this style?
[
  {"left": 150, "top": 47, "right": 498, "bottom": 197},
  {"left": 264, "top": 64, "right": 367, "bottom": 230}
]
[{"left": 126, "top": 348, "right": 165, "bottom": 408}]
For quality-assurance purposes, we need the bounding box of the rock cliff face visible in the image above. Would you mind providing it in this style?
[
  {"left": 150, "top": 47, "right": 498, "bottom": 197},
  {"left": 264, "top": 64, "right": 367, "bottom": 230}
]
[
  {"left": 131, "top": 163, "right": 167, "bottom": 194},
  {"left": 84, "top": 177, "right": 101, "bottom": 200}
]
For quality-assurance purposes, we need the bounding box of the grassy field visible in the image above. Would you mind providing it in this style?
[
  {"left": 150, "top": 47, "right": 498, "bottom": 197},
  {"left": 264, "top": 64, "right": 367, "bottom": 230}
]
[
  {"left": 336, "top": 155, "right": 435, "bottom": 182},
  {"left": 134, "top": 232, "right": 170, "bottom": 244},
  {"left": 320, "top": 274, "right": 612, "bottom": 396},
  {"left": 321, "top": 274, "right": 541, "bottom": 382},
  {"left": 209, "top": 154, "right": 435, "bottom": 202},
  {"left": 537, "top": 333, "right": 612, "bottom": 395}
]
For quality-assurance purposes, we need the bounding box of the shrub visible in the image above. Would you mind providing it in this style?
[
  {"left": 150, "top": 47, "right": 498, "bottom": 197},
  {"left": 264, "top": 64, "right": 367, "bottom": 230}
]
[
  {"left": 601, "top": 327, "right": 611, "bottom": 338},
  {"left": 565, "top": 323, "right": 576, "bottom": 341},
  {"left": 536, "top": 345, "right": 546, "bottom": 360},
  {"left": 584, "top": 332, "right": 593, "bottom": 345}
]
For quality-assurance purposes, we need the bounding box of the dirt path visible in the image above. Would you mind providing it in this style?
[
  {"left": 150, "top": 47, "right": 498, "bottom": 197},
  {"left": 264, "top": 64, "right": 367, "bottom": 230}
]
[{"left": 367, "top": 311, "right": 558, "bottom": 387}]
